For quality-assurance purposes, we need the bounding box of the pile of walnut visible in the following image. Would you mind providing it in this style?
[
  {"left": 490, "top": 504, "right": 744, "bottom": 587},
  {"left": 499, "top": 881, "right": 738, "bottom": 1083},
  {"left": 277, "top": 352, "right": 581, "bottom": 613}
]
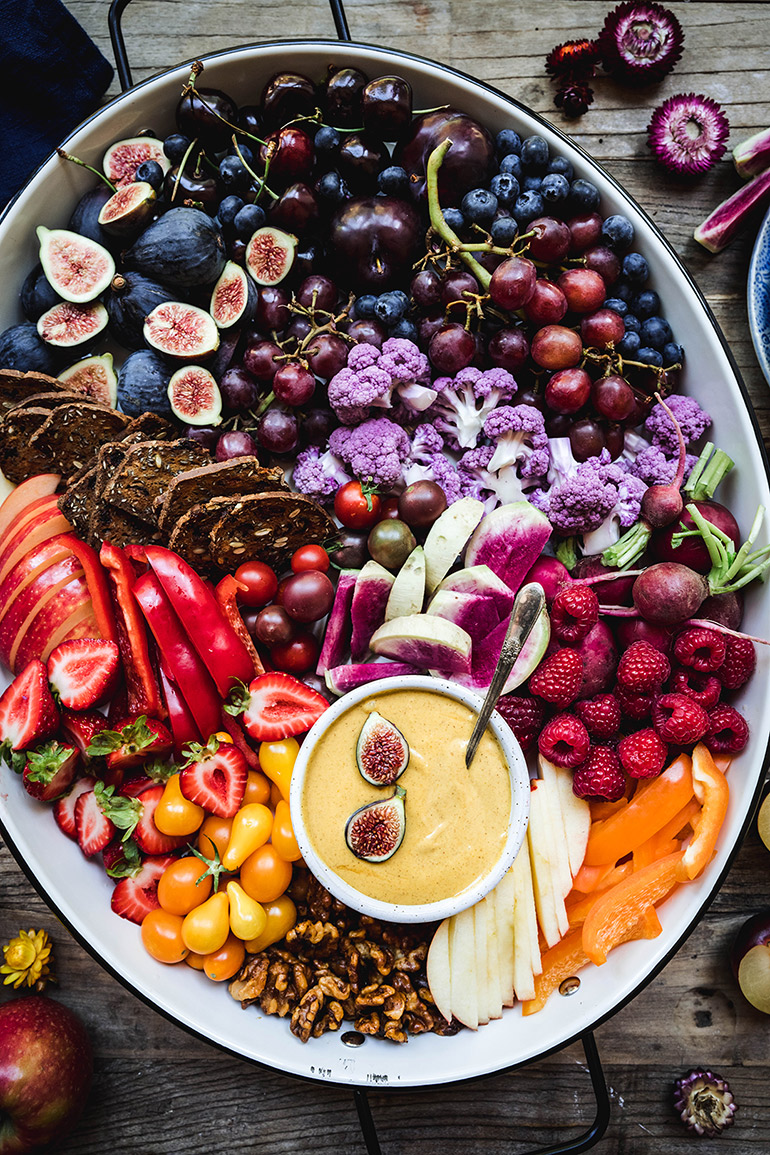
[{"left": 228, "top": 873, "right": 462, "bottom": 1044}]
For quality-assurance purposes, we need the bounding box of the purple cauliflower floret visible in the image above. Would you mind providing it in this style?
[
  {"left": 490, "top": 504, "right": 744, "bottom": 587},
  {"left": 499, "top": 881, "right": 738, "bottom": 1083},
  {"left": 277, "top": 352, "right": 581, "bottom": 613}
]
[
  {"left": 458, "top": 444, "right": 534, "bottom": 511},
  {"left": 645, "top": 394, "right": 711, "bottom": 451},
  {"left": 410, "top": 422, "right": 445, "bottom": 464},
  {"left": 347, "top": 342, "right": 382, "bottom": 372},
  {"left": 292, "top": 446, "right": 352, "bottom": 501},
  {"left": 330, "top": 339, "right": 436, "bottom": 421},
  {"left": 482, "top": 404, "right": 550, "bottom": 478},
  {"left": 537, "top": 449, "right": 644, "bottom": 540},
  {"left": 429, "top": 365, "right": 517, "bottom": 450},
  {"left": 402, "top": 452, "right": 464, "bottom": 504},
  {"left": 378, "top": 339, "right": 435, "bottom": 416},
  {"left": 327, "top": 362, "right": 393, "bottom": 425},
  {"left": 628, "top": 443, "right": 699, "bottom": 488},
  {"left": 328, "top": 425, "right": 352, "bottom": 459},
  {"left": 330, "top": 417, "right": 411, "bottom": 488},
  {"left": 582, "top": 468, "right": 647, "bottom": 554}
]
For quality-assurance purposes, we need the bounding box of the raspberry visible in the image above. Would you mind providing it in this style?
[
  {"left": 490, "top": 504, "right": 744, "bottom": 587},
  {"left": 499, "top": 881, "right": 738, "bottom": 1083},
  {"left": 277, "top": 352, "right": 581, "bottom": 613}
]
[
  {"left": 652, "top": 693, "right": 709, "bottom": 745},
  {"left": 574, "top": 693, "right": 622, "bottom": 739},
  {"left": 572, "top": 745, "right": 626, "bottom": 801},
  {"left": 718, "top": 636, "right": 756, "bottom": 691},
  {"left": 617, "top": 640, "right": 670, "bottom": 694},
  {"left": 551, "top": 584, "right": 600, "bottom": 644},
  {"left": 614, "top": 683, "right": 654, "bottom": 721},
  {"left": 538, "top": 713, "right": 591, "bottom": 768},
  {"left": 496, "top": 694, "right": 546, "bottom": 751},
  {"left": 705, "top": 704, "right": 750, "bottom": 754},
  {"left": 673, "top": 627, "right": 726, "bottom": 673},
  {"left": 618, "top": 728, "right": 668, "bottom": 778},
  {"left": 529, "top": 649, "right": 583, "bottom": 709},
  {"left": 670, "top": 667, "right": 722, "bottom": 712}
]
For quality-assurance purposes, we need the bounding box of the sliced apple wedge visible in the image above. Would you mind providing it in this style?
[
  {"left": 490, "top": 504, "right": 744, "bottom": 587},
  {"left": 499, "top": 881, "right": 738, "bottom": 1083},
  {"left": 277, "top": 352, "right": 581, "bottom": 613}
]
[
  {"left": 539, "top": 765, "right": 575, "bottom": 903},
  {"left": 528, "top": 779, "right": 569, "bottom": 946},
  {"left": 423, "top": 497, "right": 485, "bottom": 593},
  {"left": 385, "top": 546, "right": 426, "bottom": 621},
  {"left": 493, "top": 867, "right": 516, "bottom": 1006},
  {"left": 540, "top": 755, "right": 591, "bottom": 878},
  {"left": 426, "top": 918, "right": 452, "bottom": 1023},
  {"left": 473, "top": 899, "right": 491, "bottom": 1026},
  {"left": 512, "top": 845, "right": 540, "bottom": 1001},
  {"left": 484, "top": 895, "right": 504, "bottom": 1020},
  {"left": 448, "top": 904, "right": 479, "bottom": 1029}
]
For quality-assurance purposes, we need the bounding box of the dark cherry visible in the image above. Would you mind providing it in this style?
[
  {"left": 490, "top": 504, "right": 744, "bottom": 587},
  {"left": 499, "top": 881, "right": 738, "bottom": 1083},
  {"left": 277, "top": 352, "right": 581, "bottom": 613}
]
[
  {"left": 237, "top": 104, "right": 262, "bottom": 137},
  {"left": 255, "top": 286, "right": 291, "bottom": 332},
  {"left": 394, "top": 109, "right": 495, "bottom": 202},
  {"left": 163, "top": 165, "right": 218, "bottom": 209},
  {"left": 260, "top": 127, "right": 314, "bottom": 184},
  {"left": 325, "top": 67, "right": 368, "bottom": 127},
  {"left": 488, "top": 326, "right": 530, "bottom": 371},
  {"left": 228, "top": 237, "right": 248, "bottom": 263},
  {"left": 269, "top": 183, "right": 319, "bottom": 233},
  {"left": 243, "top": 337, "right": 282, "bottom": 381},
  {"left": 362, "top": 75, "right": 413, "bottom": 138},
  {"left": 260, "top": 72, "right": 318, "bottom": 131},
  {"left": 346, "top": 318, "right": 387, "bottom": 348},
  {"left": 176, "top": 86, "right": 238, "bottom": 152},
  {"left": 337, "top": 133, "right": 389, "bottom": 192}
]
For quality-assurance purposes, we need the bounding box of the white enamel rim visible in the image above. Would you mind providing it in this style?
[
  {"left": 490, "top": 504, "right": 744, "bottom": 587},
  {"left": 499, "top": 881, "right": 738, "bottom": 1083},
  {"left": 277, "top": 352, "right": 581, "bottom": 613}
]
[
  {"left": 290, "top": 674, "right": 530, "bottom": 923},
  {"left": 1, "top": 40, "right": 769, "bottom": 1090}
]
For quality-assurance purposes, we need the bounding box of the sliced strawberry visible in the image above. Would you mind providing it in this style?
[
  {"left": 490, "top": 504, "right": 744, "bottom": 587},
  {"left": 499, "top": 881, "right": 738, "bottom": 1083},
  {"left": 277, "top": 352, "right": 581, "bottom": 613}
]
[
  {"left": 22, "top": 740, "right": 80, "bottom": 802},
  {"left": 103, "top": 836, "right": 143, "bottom": 879},
  {"left": 179, "top": 738, "right": 247, "bottom": 818},
  {"left": 47, "top": 637, "right": 121, "bottom": 710},
  {"left": 76, "top": 779, "right": 143, "bottom": 858},
  {"left": 237, "top": 672, "right": 328, "bottom": 742},
  {"left": 119, "top": 773, "right": 159, "bottom": 798},
  {"left": 111, "top": 854, "right": 176, "bottom": 924},
  {"left": 75, "top": 790, "right": 117, "bottom": 857},
  {"left": 133, "top": 783, "right": 189, "bottom": 854},
  {"left": 0, "top": 659, "right": 59, "bottom": 751},
  {"left": 60, "top": 707, "right": 109, "bottom": 760},
  {"left": 86, "top": 715, "right": 173, "bottom": 770},
  {"left": 53, "top": 776, "right": 96, "bottom": 839}
]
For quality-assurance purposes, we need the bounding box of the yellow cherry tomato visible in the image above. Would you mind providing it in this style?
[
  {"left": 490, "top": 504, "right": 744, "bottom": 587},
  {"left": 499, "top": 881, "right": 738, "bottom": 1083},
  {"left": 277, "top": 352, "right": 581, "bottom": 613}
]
[
  {"left": 198, "top": 814, "right": 234, "bottom": 862},
  {"left": 203, "top": 934, "right": 245, "bottom": 982},
  {"left": 222, "top": 803, "right": 273, "bottom": 871},
  {"left": 181, "top": 890, "right": 230, "bottom": 955},
  {"left": 271, "top": 800, "right": 302, "bottom": 862},
  {"left": 258, "top": 737, "right": 299, "bottom": 801},
  {"left": 157, "top": 856, "right": 213, "bottom": 916},
  {"left": 155, "top": 773, "right": 205, "bottom": 837},
  {"left": 226, "top": 880, "right": 268, "bottom": 940},
  {"left": 185, "top": 951, "right": 206, "bottom": 970},
  {"left": 269, "top": 781, "right": 283, "bottom": 809},
  {"left": 243, "top": 768, "right": 272, "bottom": 806},
  {"left": 245, "top": 894, "right": 298, "bottom": 952},
  {"left": 213, "top": 731, "right": 233, "bottom": 744},
  {"left": 239, "top": 843, "right": 293, "bottom": 904},
  {"left": 141, "top": 909, "right": 188, "bottom": 964}
]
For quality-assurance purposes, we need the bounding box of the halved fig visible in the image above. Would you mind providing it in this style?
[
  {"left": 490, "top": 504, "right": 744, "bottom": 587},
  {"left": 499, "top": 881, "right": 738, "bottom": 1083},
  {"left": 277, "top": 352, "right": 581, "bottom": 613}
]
[
  {"left": 143, "top": 302, "right": 220, "bottom": 360},
  {"left": 167, "top": 364, "right": 222, "bottom": 426},
  {"left": 97, "top": 181, "right": 157, "bottom": 236},
  {"left": 37, "top": 301, "right": 108, "bottom": 348},
  {"left": 345, "top": 785, "right": 406, "bottom": 863},
  {"left": 210, "top": 261, "right": 257, "bottom": 329},
  {"left": 103, "top": 136, "right": 170, "bottom": 187},
  {"left": 245, "top": 227, "right": 297, "bottom": 286},
  {"left": 37, "top": 227, "right": 115, "bottom": 304},
  {"left": 58, "top": 353, "right": 118, "bottom": 405},
  {"left": 356, "top": 711, "right": 409, "bottom": 785}
]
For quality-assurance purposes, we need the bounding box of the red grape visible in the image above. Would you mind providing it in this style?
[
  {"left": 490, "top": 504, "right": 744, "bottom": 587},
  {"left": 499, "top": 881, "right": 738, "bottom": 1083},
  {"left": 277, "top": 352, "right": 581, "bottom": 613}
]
[
  {"left": 592, "top": 374, "right": 635, "bottom": 421},
  {"left": 581, "top": 308, "right": 625, "bottom": 348},
  {"left": 528, "top": 217, "right": 571, "bottom": 263},
  {"left": 441, "top": 270, "right": 480, "bottom": 317},
  {"left": 242, "top": 338, "right": 282, "bottom": 382},
  {"left": 255, "top": 286, "right": 291, "bottom": 331},
  {"left": 524, "top": 279, "right": 568, "bottom": 325},
  {"left": 219, "top": 366, "right": 259, "bottom": 411},
  {"left": 488, "top": 326, "right": 530, "bottom": 370},
  {"left": 531, "top": 325, "right": 583, "bottom": 370},
  {"left": 582, "top": 245, "right": 621, "bottom": 286},
  {"left": 568, "top": 212, "right": 602, "bottom": 253},
  {"left": 305, "top": 333, "right": 349, "bottom": 378},
  {"left": 256, "top": 408, "right": 299, "bottom": 453},
  {"left": 216, "top": 430, "right": 258, "bottom": 461},
  {"left": 296, "top": 274, "right": 338, "bottom": 313},
  {"left": 273, "top": 362, "right": 316, "bottom": 406},
  {"left": 545, "top": 368, "right": 592, "bottom": 414},
  {"left": 557, "top": 269, "right": 607, "bottom": 314},
  {"left": 411, "top": 268, "right": 442, "bottom": 308},
  {"left": 488, "top": 256, "right": 537, "bottom": 311},
  {"left": 569, "top": 418, "right": 606, "bottom": 460},
  {"left": 346, "top": 318, "right": 386, "bottom": 348},
  {"left": 428, "top": 324, "right": 476, "bottom": 373}
]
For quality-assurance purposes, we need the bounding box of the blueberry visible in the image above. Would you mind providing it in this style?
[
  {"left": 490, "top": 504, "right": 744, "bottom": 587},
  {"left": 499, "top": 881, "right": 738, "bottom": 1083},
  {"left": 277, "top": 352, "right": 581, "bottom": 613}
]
[
  {"left": 568, "top": 178, "right": 600, "bottom": 213},
  {"left": 499, "top": 153, "right": 523, "bottom": 180},
  {"left": 390, "top": 318, "right": 419, "bottom": 342},
  {"left": 219, "top": 155, "right": 250, "bottom": 190},
  {"left": 603, "top": 297, "right": 628, "bottom": 317},
  {"left": 547, "top": 156, "right": 574, "bottom": 181},
  {"left": 135, "top": 160, "right": 165, "bottom": 189},
  {"left": 316, "top": 170, "right": 348, "bottom": 204},
  {"left": 228, "top": 143, "right": 254, "bottom": 166},
  {"left": 522, "top": 174, "right": 543, "bottom": 193},
  {"left": 496, "top": 128, "right": 522, "bottom": 157},
  {"left": 442, "top": 207, "right": 465, "bottom": 232},
  {"left": 520, "top": 135, "right": 550, "bottom": 172},
  {"left": 355, "top": 294, "right": 378, "bottom": 319},
  {"left": 163, "top": 133, "right": 191, "bottom": 163},
  {"left": 315, "top": 125, "right": 341, "bottom": 154},
  {"left": 638, "top": 346, "right": 664, "bottom": 367},
  {"left": 624, "top": 313, "right": 641, "bottom": 334},
  {"left": 622, "top": 252, "right": 649, "bottom": 284},
  {"left": 640, "top": 315, "right": 672, "bottom": 350},
  {"left": 490, "top": 216, "right": 519, "bottom": 246},
  {"left": 513, "top": 190, "right": 545, "bottom": 225},
  {"left": 613, "top": 281, "right": 634, "bottom": 303},
  {"left": 663, "top": 341, "right": 685, "bottom": 365},
  {"left": 602, "top": 214, "right": 635, "bottom": 253},
  {"left": 218, "top": 194, "right": 245, "bottom": 227},
  {"left": 631, "top": 290, "right": 661, "bottom": 320},
  {"left": 375, "top": 292, "right": 408, "bottom": 325},
  {"left": 617, "top": 332, "right": 641, "bottom": 358},
  {"left": 540, "top": 173, "right": 569, "bottom": 204},
  {"left": 377, "top": 165, "right": 410, "bottom": 195},
  {"left": 461, "top": 188, "right": 498, "bottom": 226},
  {"left": 490, "top": 172, "right": 520, "bottom": 207},
  {"left": 233, "top": 203, "right": 266, "bottom": 240}
]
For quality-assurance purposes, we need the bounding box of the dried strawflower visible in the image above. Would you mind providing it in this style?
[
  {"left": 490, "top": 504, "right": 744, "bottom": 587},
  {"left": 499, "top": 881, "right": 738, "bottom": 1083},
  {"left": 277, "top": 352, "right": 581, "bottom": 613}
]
[
  {"left": 598, "top": 1, "right": 684, "bottom": 85},
  {"left": 673, "top": 1068, "right": 737, "bottom": 1137},
  {"left": 545, "top": 39, "right": 600, "bottom": 80},
  {"left": 555, "top": 81, "right": 596, "bottom": 118},
  {"left": 1, "top": 928, "right": 55, "bottom": 991},
  {"left": 648, "top": 94, "right": 730, "bottom": 176}
]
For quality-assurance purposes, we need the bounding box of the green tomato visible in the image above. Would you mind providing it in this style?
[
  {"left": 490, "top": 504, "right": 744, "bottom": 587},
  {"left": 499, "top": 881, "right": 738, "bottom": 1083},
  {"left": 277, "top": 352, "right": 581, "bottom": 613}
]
[{"left": 367, "top": 519, "right": 417, "bottom": 570}]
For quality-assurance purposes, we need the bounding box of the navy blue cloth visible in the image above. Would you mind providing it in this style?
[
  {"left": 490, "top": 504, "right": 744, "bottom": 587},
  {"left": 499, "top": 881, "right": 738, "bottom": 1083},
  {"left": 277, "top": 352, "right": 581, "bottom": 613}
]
[{"left": 0, "top": 0, "right": 113, "bottom": 205}]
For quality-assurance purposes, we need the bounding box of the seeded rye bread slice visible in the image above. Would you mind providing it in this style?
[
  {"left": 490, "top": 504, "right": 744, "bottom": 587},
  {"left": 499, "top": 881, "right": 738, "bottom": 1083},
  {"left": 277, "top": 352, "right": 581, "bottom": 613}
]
[
  {"left": 101, "top": 438, "right": 211, "bottom": 525},
  {"left": 58, "top": 467, "right": 97, "bottom": 538},
  {"left": 156, "top": 457, "right": 288, "bottom": 533},
  {"left": 0, "top": 406, "right": 57, "bottom": 483},
  {"left": 29, "top": 402, "right": 130, "bottom": 478},
  {"left": 0, "top": 369, "right": 64, "bottom": 414},
  {"left": 7, "top": 390, "right": 103, "bottom": 415},
  {"left": 208, "top": 492, "right": 335, "bottom": 571},
  {"left": 122, "top": 411, "right": 175, "bottom": 441}
]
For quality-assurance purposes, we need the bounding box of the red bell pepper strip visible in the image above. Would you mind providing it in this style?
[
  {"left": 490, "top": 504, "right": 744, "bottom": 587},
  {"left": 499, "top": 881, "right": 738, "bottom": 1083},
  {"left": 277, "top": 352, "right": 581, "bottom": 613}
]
[
  {"left": 215, "top": 574, "right": 264, "bottom": 677},
  {"left": 157, "top": 658, "right": 203, "bottom": 755},
  {"left": 57, "top": 534, "right": 118, "bottom": 644},
  {"left": 100, "top": 542, "right": 164, "bottom": 719},
  {"left": 219, "top": 711, "right": 261, "bottom": 770},
  {"left": 133, "top": 571, "right": 223, "bottom": 742},
  {"left": 143, "top": 545, "right": 255, "bottom": 698}
]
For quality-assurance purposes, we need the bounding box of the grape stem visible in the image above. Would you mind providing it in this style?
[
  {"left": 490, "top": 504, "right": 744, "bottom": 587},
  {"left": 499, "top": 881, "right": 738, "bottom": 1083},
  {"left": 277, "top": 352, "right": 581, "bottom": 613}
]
[{"left": 425, "top": 141, "right": 492, "bottom": 289}]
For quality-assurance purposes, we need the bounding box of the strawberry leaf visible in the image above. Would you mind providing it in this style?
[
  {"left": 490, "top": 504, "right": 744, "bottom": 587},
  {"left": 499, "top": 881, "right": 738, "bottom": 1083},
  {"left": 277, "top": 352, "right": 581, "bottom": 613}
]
[
  {"left": 224, "top": 679, "right": 251, "bottom": 717},
  {"left": 86, "top": 716, "right": 157, "bottom": 758},
  {"left": 94, "top": 781, "right": 142, "bottom": 841},
  {"left": 144, "top": 758, "right": 177, "bottom": 784},
  {"left": 181, "top": 735, "right": 221, "bottom": 767},
  {"left": 105, "top": 837, "right": 144, "bottom": 879},
  {"left": 0, "top": 741, "right": 28, "bottom": 775},
  {"left": 23, "top": 741, "right": 75, "bottom": 784}
]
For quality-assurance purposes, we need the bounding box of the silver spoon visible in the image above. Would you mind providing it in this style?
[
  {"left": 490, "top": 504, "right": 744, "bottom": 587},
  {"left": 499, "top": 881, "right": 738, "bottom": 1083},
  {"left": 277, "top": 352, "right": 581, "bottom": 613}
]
[{"left": 465, "top": 582, "right": 546, "bottom": 768}]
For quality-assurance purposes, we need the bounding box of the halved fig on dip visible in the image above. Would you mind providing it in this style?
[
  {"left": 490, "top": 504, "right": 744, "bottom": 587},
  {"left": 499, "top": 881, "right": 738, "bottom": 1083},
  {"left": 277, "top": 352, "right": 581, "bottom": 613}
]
[
  {"left": 355, "top": 711, "right": 409, "bottom": 786},
  {"left": 345, "top": 785, "right": 406, "bottom": 863}
]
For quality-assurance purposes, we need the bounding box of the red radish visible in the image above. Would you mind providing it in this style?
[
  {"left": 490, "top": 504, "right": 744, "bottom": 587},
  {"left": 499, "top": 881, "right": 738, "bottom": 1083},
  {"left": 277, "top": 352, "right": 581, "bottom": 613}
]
[
  {"left": 640, "top": 397, "right": 688, "bottom": 528},
  {"left": 523, "top": 556, "right": 571, "bottom": 604},
  {"left": 651, "top": 500, "right": 741, "bottom": 572},
  {"left": 615, "top": 618, "right": 673, "bottom": 653},
  {"left": 572, "top": 555, "right": 636, "bottom": 606},
  {"left": 573, "top": 620, "right": 618, "bottom": 699}
]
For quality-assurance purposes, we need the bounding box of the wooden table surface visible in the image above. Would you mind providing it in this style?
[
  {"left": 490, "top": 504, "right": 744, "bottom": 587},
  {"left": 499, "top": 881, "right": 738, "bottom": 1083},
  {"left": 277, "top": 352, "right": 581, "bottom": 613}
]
[{"left": 2, "top": 1, "right": 770, "bottom": 1151}]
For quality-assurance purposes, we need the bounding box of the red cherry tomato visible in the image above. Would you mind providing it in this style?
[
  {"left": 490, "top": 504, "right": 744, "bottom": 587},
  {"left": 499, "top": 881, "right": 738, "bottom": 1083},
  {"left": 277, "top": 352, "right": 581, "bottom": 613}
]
[
  {"left": 291, "top": 544, "right": 330, "bottom": 573},
  {"left": 334, "top": 481, "right": 382, "bottom": 530},
  {"left": 270, "top": 632, "right": 320, "bottom": 674},
  {"left": 234, "top": 561, "right": 279, "bottom": 608},
  {"left": 377, "top": 496, "right": 401, "bottom": 521}
]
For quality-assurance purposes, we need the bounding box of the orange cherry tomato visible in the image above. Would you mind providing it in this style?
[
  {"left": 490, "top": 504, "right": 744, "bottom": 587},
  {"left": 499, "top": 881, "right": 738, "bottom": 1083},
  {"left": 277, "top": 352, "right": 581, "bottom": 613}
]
[
  {"left": 203, "top": 933, "right": 246, "bottom": 982},
  {"left": 243, "top": 769, "right": 272, "bottom": 806},
  {"left": 157, "top": 856, "right": 213, "bottom": 916},
  {"left": 239, "top": 843, "right": 293, "bottom": 904},
  {"left": 185, "top": 951, "right": 206, "bottom": 970},
  {"left": 271, "top": 800, "right": 302, "bottom": 862},
  {"left": 141, "top": 909, "right": 189, "bottom": 964},
  {"left": 181, "top": 890, "right": 230, "bottom": 955},
  {"left": 222, "top": 803, "right": 273, "bottom": 871},
  {"left": 244, "top": 894, "right": 298, "bottom": 953},
  {"left": 155, "top": 773, "right": 205, "bottom": 836},
  {"left": 198, "top": 814, "right": 234, "bottom": 862}
]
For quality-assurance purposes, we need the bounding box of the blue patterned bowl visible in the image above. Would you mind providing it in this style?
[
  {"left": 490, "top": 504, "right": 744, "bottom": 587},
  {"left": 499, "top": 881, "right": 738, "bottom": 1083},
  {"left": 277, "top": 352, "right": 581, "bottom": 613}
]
[{"left": 748, "top": 203, "right": 770, "bottom": 387}]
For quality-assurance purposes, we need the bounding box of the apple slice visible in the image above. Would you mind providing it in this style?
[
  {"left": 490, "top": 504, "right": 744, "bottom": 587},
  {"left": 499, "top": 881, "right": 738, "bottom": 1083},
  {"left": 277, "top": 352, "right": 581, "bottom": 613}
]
[
  {"left": 492, "top": 867, "right": 516, "bottom": 1007},
  {"left": 385, "top": 546, "right": 426, "bottom": 621},
  {"left": 512, "top": 844, "right": 539, "bottom": 1002},
  {"left": 538, "top": 765, "right": 575, "bottom": 903},
  {"left": 424, "top": 497, "right": 485, "bottom": 593},
  {"left": 482, "top": 894, "right": 504, "bottom": 1020},
  {"left": 0, "top": 473, "right": 60, "bottom": 540},
  {"left": 39, "top": 600, "right": 100, "bottom": 662},
  {"left": 426, "top": 918, "right": 452, "bottom": 1023},
  {"left": 0, "top": 537, "right": 74, "bottom": 625},
  {"left": 0, "top": 500, "right": 72, "bottom": 585},
  {"left": 448, "top": 904, "right": 479, "bottom": 1029},
  {"left": 540, "top": 755, "right": 591, "bottom": 878},
  {"left": 7, "top": 573, "right": 91, "bottom": 673},
  {"left": 528, "top": 779, "right": 569, "bottom": 947},
  {"left": 0, "top": 555, "right": 84, "bottom": 667},
  {"left": 369, "top": 613, "right": 471, "bottom": 673},
  {"left": 473, "top": 899, "right": 491, "bottom": 1026}
]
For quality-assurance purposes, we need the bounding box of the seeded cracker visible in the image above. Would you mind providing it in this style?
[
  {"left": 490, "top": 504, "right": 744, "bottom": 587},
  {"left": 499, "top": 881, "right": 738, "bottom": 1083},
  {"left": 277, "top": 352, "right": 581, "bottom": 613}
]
[
  {"left": 58, "top": 467, "right": 97, "bottom": 538},
  {"left": 0, "top": 369, "right": 64, "bottom": 414},
  {"left": 157, "top": 456, "right": 288, "bottom": 533},
  {"left": 208, "top": 492, "right": 335, "bottom": 572},
  {"left": 101, "top": 438, "right": 210, "bottom": 525},
  {"left": 30, "top": 402, "right": 129, "bottom": 478},
  {"left": 0, "top": 406, "right": 56, "bottom": 483}
]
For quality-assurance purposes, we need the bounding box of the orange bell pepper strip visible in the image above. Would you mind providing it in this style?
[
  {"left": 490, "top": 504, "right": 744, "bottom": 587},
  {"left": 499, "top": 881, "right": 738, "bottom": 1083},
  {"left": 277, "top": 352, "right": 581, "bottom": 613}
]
[
  {"left": 582, "top": 850, "right": 685, "bottom": 965},
  {"left": 584, "top": 755, "right": 694, "bottom": 866},
  {"left": 567, "top": 862, "right": 635, "bottom": 929},
  {"left": 676, "top": 743, "right": 730, "bottom": 882},
  {"left": 570, "top": 860, "right": 617, "bottom": 894},
  {"left": 633, "top": 835, "right": 680, "bottom": 871},
  {"left": 589, "top": 796, "right": 630, "bottom": 823}
]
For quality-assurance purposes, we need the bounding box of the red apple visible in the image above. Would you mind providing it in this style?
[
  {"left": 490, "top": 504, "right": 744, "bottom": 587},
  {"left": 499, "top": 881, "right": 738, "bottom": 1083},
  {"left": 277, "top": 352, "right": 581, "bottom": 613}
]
[
  {"left": 10, "top": 575, "right": 93, "bottom": 674},
  {"left": 39, "top": 603, "right": 101, "bottom": 664},
  {"left": 0, "top": 474, "right": 60, "bottom": 541},
  {"left": 0, "top": 537, "right": 74, "bottom": 625},
  {"left": 0, "top": 501, "right": 72, "bottom": 586},
  {"left": 0, "top": 557, "right": 84, "bottom": 671},
  {"left": 0, "top": 995, "right": 92, "bottom": 1154}
]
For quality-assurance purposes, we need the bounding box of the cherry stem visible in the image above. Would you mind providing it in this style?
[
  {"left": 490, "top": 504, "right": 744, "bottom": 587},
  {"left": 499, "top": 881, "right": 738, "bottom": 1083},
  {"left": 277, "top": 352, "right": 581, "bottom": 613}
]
[
  {"left": 56, "top": 149, "right": 117, "bottom": 193},
  {"left": 171, "top": 137, "right": 199, "bottom": 203},
  {"left": 425, "top": 141, "right": 492, "bottom": 290},
  {"left": 232, "top": 137, "right": 278, "bottom": 202}
]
